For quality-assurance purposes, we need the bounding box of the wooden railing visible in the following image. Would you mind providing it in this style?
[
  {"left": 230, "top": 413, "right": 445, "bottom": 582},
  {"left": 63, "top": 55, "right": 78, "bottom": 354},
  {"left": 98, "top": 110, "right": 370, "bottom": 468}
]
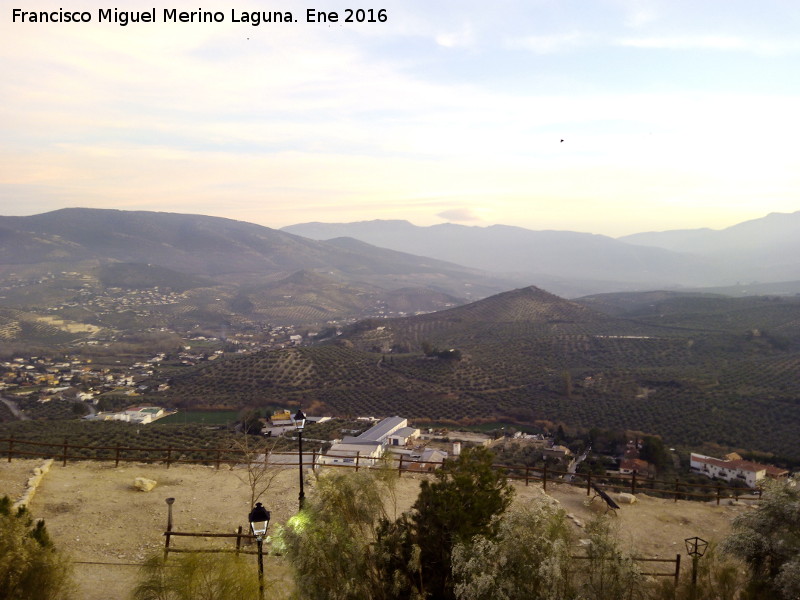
[
  {"left": 572, "top": 553, "right": 681, "bottom": 582},
  {"left": 1, "top": 435, "right": 763, "bottom": 504}
]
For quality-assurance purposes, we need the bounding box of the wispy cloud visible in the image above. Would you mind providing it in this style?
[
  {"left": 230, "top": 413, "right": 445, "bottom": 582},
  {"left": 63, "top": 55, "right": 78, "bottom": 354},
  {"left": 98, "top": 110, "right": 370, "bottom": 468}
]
[
  {"left": 612, "top": 0, "right": 660, "bottom": 28},
  {"left": 436, "top": 208, "right": 481, "bottom": 222},
  {"left": 435, "top": 24, "right": 475, "bottom": 48},
  {"left": 616, "top": 35, "right": 800, "bottom": 56},
  {"left": 507, "top": 31, "right": 588, "bottom": 54}
]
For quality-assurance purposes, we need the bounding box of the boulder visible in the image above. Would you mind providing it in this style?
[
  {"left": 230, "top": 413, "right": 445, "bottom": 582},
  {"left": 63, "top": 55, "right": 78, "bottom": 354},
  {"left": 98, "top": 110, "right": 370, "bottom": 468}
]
[
  {"left": 617, "top": 492, "right": 638, "bottom": 504},
  {"left": 133, "top": 477, "right": 157, "bottom": 492},
  {"left": 567, "top": 513, "right": 585, "bottom": 528}
]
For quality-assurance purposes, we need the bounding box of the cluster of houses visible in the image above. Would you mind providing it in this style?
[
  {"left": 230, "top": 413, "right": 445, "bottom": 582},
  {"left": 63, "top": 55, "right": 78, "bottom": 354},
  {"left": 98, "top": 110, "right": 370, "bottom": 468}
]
[{"left": 0, "top": 356, "right": 154, "bottom": 396}]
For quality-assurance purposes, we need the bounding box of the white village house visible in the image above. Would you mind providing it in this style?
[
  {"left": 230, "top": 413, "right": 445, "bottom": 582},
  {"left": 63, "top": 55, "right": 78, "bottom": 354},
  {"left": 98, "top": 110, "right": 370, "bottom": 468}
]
[{"left": 690, "top": 452, "right": 788, "bottom": 488}]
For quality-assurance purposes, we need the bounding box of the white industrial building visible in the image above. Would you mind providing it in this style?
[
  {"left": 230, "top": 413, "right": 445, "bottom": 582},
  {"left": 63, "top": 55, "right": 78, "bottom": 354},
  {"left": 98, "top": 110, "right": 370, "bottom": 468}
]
[{"left": 320, "top": 416, "right": 420, "bottom": 467}]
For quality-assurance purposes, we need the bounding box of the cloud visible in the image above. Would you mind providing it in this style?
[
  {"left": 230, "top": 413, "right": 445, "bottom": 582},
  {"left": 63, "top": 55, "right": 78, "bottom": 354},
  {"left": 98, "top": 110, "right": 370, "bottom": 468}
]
[
  {"left": 616, "top": 35, "right": 800, "bottom": 55},
  {"left": 625, "top": 8, "right": 658, "bottom": 28},
  {"left": 436, "top": 208, "right": 481, "bottom": 222},
  {"left": 617, "top": 35, "right": 744, "bottom": 50},
  {"left": 435, "top": 24, "right": 475, "bottom": 48},
  {"left": 611, "top": 0, "right": 660, "bottom": 28},
  {"left": 507, "top": 32, "right": 588, "bottom": 54}
]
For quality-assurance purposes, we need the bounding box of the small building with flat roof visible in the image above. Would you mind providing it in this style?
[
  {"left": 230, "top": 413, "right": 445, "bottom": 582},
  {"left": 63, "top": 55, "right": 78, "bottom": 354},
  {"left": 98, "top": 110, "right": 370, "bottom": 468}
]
[{"left": 320, "top": 416, "right": 419, "bottom": 467}]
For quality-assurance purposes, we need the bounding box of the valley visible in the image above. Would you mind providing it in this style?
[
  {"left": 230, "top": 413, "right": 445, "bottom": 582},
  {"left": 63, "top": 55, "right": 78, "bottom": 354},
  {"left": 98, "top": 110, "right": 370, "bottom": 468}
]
[{"left": 2, "top": 208, "right": 800, "bottom": 466}]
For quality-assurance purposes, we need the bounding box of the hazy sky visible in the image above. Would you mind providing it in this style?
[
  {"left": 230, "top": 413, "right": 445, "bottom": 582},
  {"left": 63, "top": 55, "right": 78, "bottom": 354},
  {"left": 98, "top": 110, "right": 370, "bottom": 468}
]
[{"left": 2, "top": 0, "right": 799, "bottom": 236}]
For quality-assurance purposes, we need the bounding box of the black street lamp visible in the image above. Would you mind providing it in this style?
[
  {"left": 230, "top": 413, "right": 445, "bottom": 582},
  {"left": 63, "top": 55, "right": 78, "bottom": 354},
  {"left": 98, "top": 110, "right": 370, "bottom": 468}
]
[
  {"left": 294, "top": 408, "right": 306, "bottom": 510},
  {"left": 164, "top": 497, "right": 176, "bottom": 560},
  {"left": 249, "top": 502, "right": 271, "bottom": 600},
  {"left": 685, "top": 536, "right": 708, "bottom": 600}
]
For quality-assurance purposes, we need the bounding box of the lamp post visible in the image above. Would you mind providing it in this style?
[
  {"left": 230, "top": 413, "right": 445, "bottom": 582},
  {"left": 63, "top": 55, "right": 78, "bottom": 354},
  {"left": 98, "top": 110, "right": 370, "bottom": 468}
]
[
  {"left": 164, "top": 497, "right": 175, "bottom": 559},
  {"left": 165, "top": 497, "right": 175, "bottom": 529},
  {"left": 685, "top": 536, "right": 708, "bottom": 600},
  {"left": 249, "top": 502, "right": 271, "bottom": 600},
  {"left": 294, "top": 409, "right": 306, "bottom": 510}
]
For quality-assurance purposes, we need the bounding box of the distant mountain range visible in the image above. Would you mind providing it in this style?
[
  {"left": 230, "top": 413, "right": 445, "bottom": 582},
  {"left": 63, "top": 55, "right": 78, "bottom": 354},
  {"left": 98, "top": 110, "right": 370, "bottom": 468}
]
[
  {"left": 619, "top": 211, "right": 800, "bottom": 283},
  {"left": 0, "top": 208, "right": 507, "bottom": 295},
  {"left": 283, "top": 212, "right": 800, "bottom": 297},
  {"left": 3, "top": 207, "right": 800, "bottom": 348},
  {"left": 0, "top": 208, "right": 522, "bottom": 341}
]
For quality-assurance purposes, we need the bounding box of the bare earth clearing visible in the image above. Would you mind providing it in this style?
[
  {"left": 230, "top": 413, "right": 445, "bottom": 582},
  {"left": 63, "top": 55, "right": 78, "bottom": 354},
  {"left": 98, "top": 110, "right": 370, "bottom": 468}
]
[{"left": 0, "top": 459, "right": 750, "bottom": 600}]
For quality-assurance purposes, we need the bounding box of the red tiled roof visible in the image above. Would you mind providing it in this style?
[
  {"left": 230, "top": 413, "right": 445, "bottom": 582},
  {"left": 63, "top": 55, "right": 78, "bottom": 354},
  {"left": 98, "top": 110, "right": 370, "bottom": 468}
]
[{"left": 692, "top": 453, "right": 787, "bottom": 476}]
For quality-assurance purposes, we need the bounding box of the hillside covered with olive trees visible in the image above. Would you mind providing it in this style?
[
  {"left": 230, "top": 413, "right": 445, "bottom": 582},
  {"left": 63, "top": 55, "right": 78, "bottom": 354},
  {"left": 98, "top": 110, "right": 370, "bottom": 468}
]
[{"left": 158, "top": 286, "right": 800, "bottom": 461}]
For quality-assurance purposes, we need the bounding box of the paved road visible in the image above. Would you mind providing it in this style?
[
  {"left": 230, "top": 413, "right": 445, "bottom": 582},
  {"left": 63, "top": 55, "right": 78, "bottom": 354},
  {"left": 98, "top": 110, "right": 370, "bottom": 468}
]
[
  {"left": 0, "top": 395, "right": 29, "bottom": 420},
  {"left": 565, "top": 446, "right": 591, "bottom": 482}
]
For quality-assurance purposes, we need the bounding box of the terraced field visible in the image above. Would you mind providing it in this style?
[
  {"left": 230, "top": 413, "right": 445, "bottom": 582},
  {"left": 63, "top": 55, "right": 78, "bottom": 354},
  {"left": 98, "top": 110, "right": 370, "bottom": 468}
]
[{"left": 0, "top": 308, "right": 94, "bottom": 345}]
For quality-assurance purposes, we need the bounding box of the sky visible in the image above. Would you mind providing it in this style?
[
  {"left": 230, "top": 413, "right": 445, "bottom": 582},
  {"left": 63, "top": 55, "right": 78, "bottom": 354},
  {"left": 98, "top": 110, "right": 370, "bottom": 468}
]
[{"left": 2, "top": 0, "right": 800, "bottom": 237}]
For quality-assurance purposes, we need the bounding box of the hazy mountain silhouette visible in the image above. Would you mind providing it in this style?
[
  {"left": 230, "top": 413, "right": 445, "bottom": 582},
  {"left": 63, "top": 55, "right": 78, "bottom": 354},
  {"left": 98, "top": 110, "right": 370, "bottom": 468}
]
[
  {"left": 0, "top": 208, "right": 517, "bottom": 299},
  {"left": 282, "top": 220, "right": 722, "bottom": 296},
  {"left": 284, "top": 213, "right": 800, "bottom": 295},
  {"left": 620, "top": 211, "right": 800, "bottom": 283}
]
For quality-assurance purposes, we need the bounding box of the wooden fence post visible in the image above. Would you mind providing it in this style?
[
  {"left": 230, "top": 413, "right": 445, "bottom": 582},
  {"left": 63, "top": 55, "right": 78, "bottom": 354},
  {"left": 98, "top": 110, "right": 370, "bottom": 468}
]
[
  {"left": 62, "top": 438, "right": 68, "bottom": 467},
  {"left": 543, "top": 463, "right": 548, "bottom": 493},
  {"left": 586, "top": 472, "right": 592, "bottom": 496},
  {"left": 355, "top": 452, "right": 360, "bottom": 472},
  {"left": 674, "top": 479, "right": 679, "bottom": 502},
  {"left": 7, "top": 436, "right": 13, "bottom": 463},
  {"left": 674, "top": 554, "right": 681, "bottom": 586},
  {"left": 398, "top": 454, "right": 404, "bottom": 476},
  {"left": 166, "top": 447, "right": 172, "bottom": 469},
  {"left": 716, "top": 483, "right": 722, "bottom": 505},
  {"left": 164, "top": 530, "right": 172, "bottom": 560},
  {"left": 524, "top": 466, "right": 529, "bottom": 487},
  {"left": 312, "top": 449, "right": 317, "bottom": 475},
  {"left": 631, "top": 472, "right": 637, "bottom": 495},
  {"left": 215, "top": 448, "right": 222, "bottom": 470},
  {"left": 115, "top": 444, "right": 121, "bottom": 468},
  {"left": 235, "top": 525, "right": 243, "bottom": 557}
]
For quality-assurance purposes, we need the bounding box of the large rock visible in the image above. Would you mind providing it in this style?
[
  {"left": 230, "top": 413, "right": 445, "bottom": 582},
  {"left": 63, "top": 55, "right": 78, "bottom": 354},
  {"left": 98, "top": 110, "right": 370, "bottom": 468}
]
[
  {"left": 617, "top": 492, "right": 638, "bottom": 504},
  {"left": 133, "top": 477, "right": 157, "bottom": 492}
]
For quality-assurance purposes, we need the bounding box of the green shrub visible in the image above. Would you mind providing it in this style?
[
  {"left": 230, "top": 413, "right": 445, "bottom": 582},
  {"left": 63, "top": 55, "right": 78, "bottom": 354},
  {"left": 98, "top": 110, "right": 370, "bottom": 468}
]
[
  {"left": 0, "top": 496, "right": 74, "bottom": 600},
  {"left": 131, "top": 552, "right": 260, "bottom": 600}
]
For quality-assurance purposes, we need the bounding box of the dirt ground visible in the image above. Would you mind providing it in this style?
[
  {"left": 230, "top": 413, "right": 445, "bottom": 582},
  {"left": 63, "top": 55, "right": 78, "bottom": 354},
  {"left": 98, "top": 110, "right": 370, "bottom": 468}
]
[{"left": 0, "top": 459, "right": 750, "bottom": 600}]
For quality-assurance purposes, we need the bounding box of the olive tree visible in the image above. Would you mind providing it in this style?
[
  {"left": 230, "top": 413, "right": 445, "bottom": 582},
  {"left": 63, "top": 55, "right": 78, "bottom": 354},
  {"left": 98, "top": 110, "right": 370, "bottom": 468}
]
[
  {"left": 278, "top": 469, "right": 393, "bottom": 600},
  {"left": 401, "top": 446, "right": 515, "bottom": 600},
  {"left": 722, "top": 479, "right": 800, "bottom": 599},
  {"left": 280, "top": 446, "right": 513, "bottom": 600},
  {"left": 452, "top": 502, "right": 574, "bottom": 600},
  {"left": 0, "top": 497, "right": 74, "bottom": 600}
]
